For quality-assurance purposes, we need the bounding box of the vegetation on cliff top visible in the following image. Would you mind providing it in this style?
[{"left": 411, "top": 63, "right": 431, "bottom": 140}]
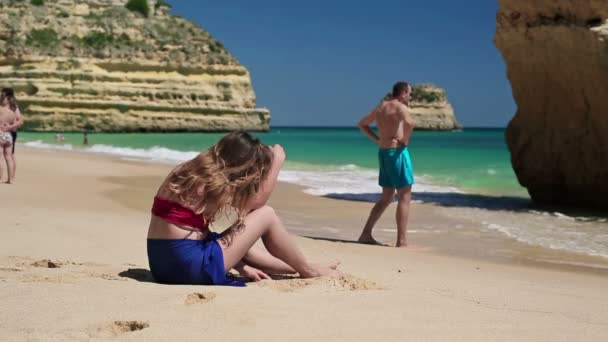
[
  {"left": 0, "top": 0, "right": 235, "bottom": 66},
  {"left": 125, "top": 0, "right": 149, "bottom": 17},
  {"left": 383, "top": 84, "right": 447, "bottom": 104}
]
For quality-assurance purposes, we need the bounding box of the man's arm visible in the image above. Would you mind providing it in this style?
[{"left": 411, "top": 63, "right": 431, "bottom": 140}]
[
  {"left": 397, "top": 106, "right": 415, "bottom": 146},
  {"left": 358, "top": 106, "right": 380, "bottom": 144}
]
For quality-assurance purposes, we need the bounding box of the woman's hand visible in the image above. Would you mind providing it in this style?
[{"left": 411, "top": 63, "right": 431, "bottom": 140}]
[
  {"left": 270, "top": 144, "right": 286, "bottom": 165},
  {"left": 240, "top": 264, "right": 271, "bottom": 282}
]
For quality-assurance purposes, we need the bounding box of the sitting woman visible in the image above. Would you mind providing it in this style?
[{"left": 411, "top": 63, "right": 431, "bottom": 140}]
[{"left": 147, "top": 131, "right": 338, "bottom": 286}]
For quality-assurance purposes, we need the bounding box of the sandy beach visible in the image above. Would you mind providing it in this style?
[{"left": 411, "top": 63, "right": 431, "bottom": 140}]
[{"left": 1, "top": 147, "right": 608, "bottom": 341}]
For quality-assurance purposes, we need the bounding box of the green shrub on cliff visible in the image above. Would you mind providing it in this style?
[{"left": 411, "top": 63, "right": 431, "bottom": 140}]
[
  {"left": 30, "top": 0, "right": 44, "bottom": 6},
  {"left": 125, "top": 0, "right": 150, "bottom": 17},
  {"left": 26, "top": 28, "right": 58, "bottom": 48},
  {"left": 411, "top": 86, "right": 443, "bottom": 103},
  {"left": 381, "top": 85, "right": 444, "bottom": 103},
  {"left": 82, "top": 32, "right": 115, "bottom": 48},
  {"left": 155, "top": 0, "right": 172, "bottom": 9}
]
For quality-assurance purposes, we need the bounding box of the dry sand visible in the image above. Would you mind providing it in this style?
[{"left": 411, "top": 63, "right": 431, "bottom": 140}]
[{"left": 1, "top": 148, "right": 607, "bottom": 341}]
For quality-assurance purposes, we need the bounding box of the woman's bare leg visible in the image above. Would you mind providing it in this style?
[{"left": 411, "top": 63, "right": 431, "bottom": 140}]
[
  {"left": 9, "top": 148, "right": 15, "bottom": 181},
  {"left": 243, "top": 244, "right": 296, "bottom": 274},
  {"left": 4, "top": 146, "right": 14, "bottom": 183},
  {"left": 219, "top": 206, "right": 335, "bottom": 278},
  {"left": 243, "top": 245, "right": 340, "bottom": 274},
  {"left": 0, "top": 146, "right": 5, "bottom": 181}
]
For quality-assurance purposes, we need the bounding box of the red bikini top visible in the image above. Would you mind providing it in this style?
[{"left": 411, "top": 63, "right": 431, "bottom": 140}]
[{"left": 151, "top": 196, "right": 208, "bottom": 230}]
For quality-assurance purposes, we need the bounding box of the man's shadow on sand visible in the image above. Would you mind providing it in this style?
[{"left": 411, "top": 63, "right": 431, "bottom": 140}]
[
  {"left": 324, "top": 192, "right": 531, "bottom": 211},
  {"left": 323, "top": 191, "right": 607, "bottom": 218}
]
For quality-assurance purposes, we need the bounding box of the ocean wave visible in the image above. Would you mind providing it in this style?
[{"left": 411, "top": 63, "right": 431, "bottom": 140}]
[
  {"left": 24, "top": 140, "right": 464, "bottom": 198},
  {"left": 482, "top": 221, "right": 608, "bottom": 259},
  {"left": 24, "top": 140, "right": 197, "bottom": 164}
]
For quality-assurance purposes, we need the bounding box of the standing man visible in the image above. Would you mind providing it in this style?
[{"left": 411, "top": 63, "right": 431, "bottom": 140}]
[{"left": 357, "top": 82, "right": 415, "bottom": 247}]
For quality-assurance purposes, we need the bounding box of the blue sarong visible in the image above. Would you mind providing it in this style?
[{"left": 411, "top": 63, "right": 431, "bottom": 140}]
[{"left": 147, "top": 232, "right": 245, "bottom": 287}]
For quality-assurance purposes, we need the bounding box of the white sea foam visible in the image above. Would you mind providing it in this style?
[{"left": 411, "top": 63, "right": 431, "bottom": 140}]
[
  {"left": 24, "top": 140, "right": 197, "bottom": 164},
  {"left": 482, "top": 220, "right": 608, "bottom": 259},
  {"left": 24, "top": 140, "right": 462, "bottom": 197}
]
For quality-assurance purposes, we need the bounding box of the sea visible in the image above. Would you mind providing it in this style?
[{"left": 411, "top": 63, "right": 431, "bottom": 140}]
[{"left": 19, "top": 128, "right": 608, "bottom": 269}]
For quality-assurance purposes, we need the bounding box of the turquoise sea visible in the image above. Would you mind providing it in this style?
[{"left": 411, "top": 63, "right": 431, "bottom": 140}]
[
  {"left": 19, "top": 127, "right": 525, "bottom": 198},
  {"left": 18, "top": 127, "right": 608, "bottom": 265}
]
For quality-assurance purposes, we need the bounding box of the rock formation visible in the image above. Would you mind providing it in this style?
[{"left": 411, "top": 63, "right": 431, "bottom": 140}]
[
  {"left": 383, "top": 84, "right": 461, "bottom": 131},
  {"left": 0, "top": 0, "right": 270, "bottom": 132},
  {"left": 409, "top": 84, "right": 460, "bottom": 131},
  {"left": 495, "top": 0, "right": 608, "bottom": 209}
]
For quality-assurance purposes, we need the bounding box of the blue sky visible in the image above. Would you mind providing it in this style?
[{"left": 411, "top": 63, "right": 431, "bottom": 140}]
[{"left": 168, "top": 0, "right": 515, "bottom": 127}]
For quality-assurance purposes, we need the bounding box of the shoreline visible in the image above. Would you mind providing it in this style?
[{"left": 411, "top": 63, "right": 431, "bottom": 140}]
[
  {"left": 17, "top": 145, "right": 608, "bottom": 275},
  {"left": 1, "top": 147, "right": 608, "bottom": 341}
]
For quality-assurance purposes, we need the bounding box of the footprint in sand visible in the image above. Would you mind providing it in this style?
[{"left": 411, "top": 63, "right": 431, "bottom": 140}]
[
  {"left": 31, "top": 259, "right": 62, "bottom": 268},
  {"left": 99, "top": 273, "right": 128, "bottom": 281},
  {"left": 184, "top": 292, "right": 216, "bottom": 305},
  {"left": 111, "top": 320, "right": 149, "bottom": 335},
  {"left": 118, "top": 268, "right": 155, "bottom": 282}
]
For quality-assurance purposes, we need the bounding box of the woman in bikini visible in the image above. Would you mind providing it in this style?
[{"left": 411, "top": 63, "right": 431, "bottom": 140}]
[
  {"left": 0, "top": 96, "right": 19, "bottom": 184},
  {"left": 1, "top": 88, "right": 23, "bottom": 181},
  {"left": 147, "top": 131, "right": 338, "bottom": 286}
]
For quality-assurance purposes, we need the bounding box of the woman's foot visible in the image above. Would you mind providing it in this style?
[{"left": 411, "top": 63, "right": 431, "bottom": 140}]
[{"left": 300, "top": 263, "right": 341, "bottom": 278}]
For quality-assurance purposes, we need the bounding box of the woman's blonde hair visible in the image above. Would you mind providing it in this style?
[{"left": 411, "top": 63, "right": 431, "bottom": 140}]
[{"left": 167, "top": 131, "right": 273, "bottom": 241}]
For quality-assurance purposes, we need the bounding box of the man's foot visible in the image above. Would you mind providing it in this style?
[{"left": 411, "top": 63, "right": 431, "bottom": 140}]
[
  {"left": 396, "top": 241, "right": 428, "bottom": 249},
  {"left": 358, "top": 235, "right": 383, "bottom": 245}
]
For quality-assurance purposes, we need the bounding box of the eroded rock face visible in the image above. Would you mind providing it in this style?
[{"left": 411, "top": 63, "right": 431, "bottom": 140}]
[
  {"left": 0, "top": 0, "right": 269, "bottom": 132},
  {"left": 495, "top": 0, "right": 608, "bottom": 209},
  {"left": 409, "top": 84, "right": 460, "bottom": 131}
]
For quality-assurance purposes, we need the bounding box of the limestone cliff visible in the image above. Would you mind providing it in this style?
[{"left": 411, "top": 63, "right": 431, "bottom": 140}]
[
  {"left": 495, "top": 0, "right": 608, "bottom": 209},
  {"left": 384, "top": 84, "right": 461, "bottom": 130},
  {"left": 0, "top": 0, "right": 270, "bottom": 132}
]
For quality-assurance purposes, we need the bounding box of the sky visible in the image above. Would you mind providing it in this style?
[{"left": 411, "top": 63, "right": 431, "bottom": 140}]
[{"left": 168, "top": 0, "right": 516, "bottom": 127}]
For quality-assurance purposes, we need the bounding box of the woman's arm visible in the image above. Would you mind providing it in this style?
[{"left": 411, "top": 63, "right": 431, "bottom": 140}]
[
  {"left": 3, "top": 107, "right": 24, "bottom": 132},
  {"left": 245, "top": 144, "right": 285, "bottom": 211},
  {"left": 14, "top": 107, "right": 24, "bottom": 129}
]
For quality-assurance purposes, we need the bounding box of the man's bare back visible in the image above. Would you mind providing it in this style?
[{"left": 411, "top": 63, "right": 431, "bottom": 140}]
[
  {"left": 376, "top": 100, "right": 415, "bottom": 148},
  {"left": 358, "top": 99, "right": 415, "bottom": 149}
]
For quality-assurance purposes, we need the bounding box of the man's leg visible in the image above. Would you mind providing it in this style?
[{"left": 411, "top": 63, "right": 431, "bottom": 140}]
[
  {"left": 395, "top": 186, "right": 412, "bottom": 247},
  {"left": 358, "top": 187, "right": 395, "bottom": 244}
]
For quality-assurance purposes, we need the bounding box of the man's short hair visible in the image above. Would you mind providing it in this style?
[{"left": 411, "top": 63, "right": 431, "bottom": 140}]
[{"left": 392, "top": 82, "right": 410, "bottom": 98}]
